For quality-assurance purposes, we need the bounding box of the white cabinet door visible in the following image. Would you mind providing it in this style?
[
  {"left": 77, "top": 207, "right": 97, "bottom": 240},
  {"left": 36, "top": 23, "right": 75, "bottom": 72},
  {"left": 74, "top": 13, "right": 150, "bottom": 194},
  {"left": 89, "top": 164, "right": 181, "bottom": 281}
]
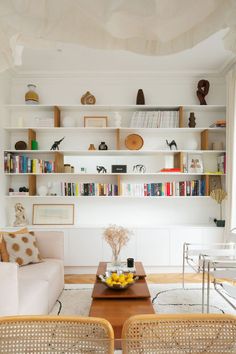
[
  {"left": 136, "top": 228, "right": 170, "bottom": 266},
  {"left": 169, "top": 228, "right": 202, "bottom": 266},
  {"left": 65, "top": 228, "right": 103, "bottom": 266},
  {"left": 202, "top": 228, "right": 225, "bottom": 244}
]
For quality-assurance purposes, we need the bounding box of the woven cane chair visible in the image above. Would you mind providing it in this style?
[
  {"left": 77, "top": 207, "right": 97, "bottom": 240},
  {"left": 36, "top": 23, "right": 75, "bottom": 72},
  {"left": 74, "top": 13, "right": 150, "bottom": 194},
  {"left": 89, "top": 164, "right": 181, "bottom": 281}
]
[
  {"left": 122, "top": 314, "right": 236, "bottom": 354},
  {"left": 0, "top": 315, "right": 114, "bottom": 354}
]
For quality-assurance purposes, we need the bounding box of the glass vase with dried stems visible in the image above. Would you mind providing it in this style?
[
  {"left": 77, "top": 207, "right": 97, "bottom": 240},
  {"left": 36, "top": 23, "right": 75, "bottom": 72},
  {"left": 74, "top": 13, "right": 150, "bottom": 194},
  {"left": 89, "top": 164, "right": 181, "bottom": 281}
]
[
  {"left": 103, "top": 225, "right": 132, "bottom": 267},
  {"left": 210, "top": 188, "right": 227, "bottom": 227}
]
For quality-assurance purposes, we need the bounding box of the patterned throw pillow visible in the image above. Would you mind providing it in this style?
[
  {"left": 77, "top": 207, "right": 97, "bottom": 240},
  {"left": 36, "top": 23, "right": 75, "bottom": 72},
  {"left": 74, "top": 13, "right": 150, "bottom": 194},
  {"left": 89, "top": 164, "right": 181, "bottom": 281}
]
[
  {"left": 2, "top": 231, "right": 42, "bottom": 266},
  {"left": 0, "top": 228, "right": 29, "bottom": 262}
]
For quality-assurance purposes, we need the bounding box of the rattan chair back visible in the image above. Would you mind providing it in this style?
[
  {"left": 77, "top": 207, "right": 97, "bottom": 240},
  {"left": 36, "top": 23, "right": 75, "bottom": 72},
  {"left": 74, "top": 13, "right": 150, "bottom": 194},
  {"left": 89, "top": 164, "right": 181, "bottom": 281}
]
[
  {"left": 122, "top": 314, "right": 236, "bottom": 353},
  {"left": 0, "top": 315, "right": 114, "bottom": 353}
]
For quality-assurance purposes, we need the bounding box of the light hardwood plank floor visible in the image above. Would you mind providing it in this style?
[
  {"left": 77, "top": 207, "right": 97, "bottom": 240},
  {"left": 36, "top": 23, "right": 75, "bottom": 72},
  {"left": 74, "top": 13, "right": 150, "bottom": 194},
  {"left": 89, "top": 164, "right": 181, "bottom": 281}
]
[{"left": 65, "top": 273, "right": 203, "bottom": 284}]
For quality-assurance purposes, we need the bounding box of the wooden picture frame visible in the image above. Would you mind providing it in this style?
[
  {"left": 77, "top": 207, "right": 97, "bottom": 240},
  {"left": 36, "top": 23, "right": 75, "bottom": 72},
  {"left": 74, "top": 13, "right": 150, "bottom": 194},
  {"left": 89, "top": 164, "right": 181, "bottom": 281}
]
[
  {"left": 32, "top": 204, "right": 74, "bottom": 225},
  {"left": 84, "top": 116, "right": 108, "bottom": 128}
]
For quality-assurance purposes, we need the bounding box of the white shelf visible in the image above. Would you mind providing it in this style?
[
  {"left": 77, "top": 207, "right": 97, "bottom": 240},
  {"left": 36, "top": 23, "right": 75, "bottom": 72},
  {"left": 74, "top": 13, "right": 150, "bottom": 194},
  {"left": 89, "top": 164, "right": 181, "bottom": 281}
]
[
  {"left": 4, "top": 104, "right": 226, "bottom": 112},
  {"left": 4, "top": 172, "right": 226, "bottom": 176},
  {"left": 4, "top": 195, "right": 211, "bottom": 199},
  {"left": 4, "top": 149, "right": 226, "bottom": 156},
  {"left": 4, "top": 127, "right": 226, "bottom": 133}
]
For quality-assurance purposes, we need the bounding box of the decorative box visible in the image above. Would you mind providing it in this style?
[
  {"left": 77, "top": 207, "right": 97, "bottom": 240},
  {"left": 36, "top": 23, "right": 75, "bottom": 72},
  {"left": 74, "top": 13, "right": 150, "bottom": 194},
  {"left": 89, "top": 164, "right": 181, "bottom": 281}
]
[{"left": 111, "top": 165, "right": 127, "bottom": 173}]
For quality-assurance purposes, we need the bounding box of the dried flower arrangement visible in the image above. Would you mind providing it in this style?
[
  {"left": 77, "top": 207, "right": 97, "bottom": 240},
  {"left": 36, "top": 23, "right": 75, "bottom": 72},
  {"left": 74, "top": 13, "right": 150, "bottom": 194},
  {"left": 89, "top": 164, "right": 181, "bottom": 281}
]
[
  {"left": 103, "top": 224, "right": 132, "bottom": 265},
  {"left": 210, "top": 188, "right": 227, "bottom": 226}
]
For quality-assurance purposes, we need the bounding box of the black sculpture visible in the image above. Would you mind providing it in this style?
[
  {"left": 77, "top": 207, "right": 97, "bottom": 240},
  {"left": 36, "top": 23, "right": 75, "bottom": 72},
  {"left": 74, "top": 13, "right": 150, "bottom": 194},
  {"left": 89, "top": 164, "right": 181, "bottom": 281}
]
[
  {"left": 196, "top": 80, "right": 210, "bottom": 105},
  {"left": 166, "top": 139, "right": 178, "bottom": 150},
  {"left": 96, "top": 166, "right": 107, "bottom": 173},
  {"left": 133, "top": 164, "right": 146, "bottom": 173},
  {"left": 136, "top": 89, "right": 145, "bottom": 105},
  {"left": 50, "top": 137, "right": 65, "bottom": 151}
]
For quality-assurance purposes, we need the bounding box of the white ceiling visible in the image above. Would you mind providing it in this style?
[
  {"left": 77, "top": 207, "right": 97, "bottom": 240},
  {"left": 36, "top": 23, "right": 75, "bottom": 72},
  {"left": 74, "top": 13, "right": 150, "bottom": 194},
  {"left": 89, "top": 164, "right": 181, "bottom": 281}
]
[{"left": 17, "top": 29, "right": 235, "bottom": 74}]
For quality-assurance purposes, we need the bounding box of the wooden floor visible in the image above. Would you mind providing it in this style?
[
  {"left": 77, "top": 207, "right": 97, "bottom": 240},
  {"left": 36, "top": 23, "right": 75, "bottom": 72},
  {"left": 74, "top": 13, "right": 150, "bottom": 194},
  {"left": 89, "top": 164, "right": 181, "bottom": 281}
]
[{"left": 65, "top": 273, "right": 203, "bottom": 284}]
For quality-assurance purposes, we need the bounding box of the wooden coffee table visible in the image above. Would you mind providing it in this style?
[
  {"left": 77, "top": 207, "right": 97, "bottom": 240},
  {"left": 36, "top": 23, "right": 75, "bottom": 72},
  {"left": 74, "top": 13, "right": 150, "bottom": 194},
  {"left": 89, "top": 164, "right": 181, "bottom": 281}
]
[{"left": 89, "top": 262, "right": 154, "bottom": 348}]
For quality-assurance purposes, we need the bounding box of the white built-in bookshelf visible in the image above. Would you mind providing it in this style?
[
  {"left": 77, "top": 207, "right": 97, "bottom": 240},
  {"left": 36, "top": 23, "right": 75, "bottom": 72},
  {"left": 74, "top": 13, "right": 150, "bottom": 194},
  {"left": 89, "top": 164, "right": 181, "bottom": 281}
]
[{"left": 3, "top": 104, "right": 226, "bottom": 200}]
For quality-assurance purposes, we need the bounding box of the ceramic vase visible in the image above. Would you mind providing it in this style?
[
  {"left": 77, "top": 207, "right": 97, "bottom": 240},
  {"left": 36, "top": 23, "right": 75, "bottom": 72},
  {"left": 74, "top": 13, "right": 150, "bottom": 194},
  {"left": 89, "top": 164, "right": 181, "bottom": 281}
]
[{"left": 25, "top": 84, "right": 39, "bottom": 104}]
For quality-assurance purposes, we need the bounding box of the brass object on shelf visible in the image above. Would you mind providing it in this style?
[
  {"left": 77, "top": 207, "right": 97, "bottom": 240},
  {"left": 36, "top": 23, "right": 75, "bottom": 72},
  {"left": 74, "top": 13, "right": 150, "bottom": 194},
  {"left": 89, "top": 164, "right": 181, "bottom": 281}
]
[{"left": 88, "top": 144, "right": 96, "bottom": 150}]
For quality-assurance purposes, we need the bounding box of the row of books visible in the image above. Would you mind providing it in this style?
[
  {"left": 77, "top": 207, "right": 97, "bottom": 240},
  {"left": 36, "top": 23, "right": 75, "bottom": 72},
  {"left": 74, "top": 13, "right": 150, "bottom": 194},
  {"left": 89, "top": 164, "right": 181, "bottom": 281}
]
[
  {"left": 4, "top": 153, "right": 55, "bottom": 173},
  {"left": 61, "top": 182, "right": 118, "bottom": 196},
  {"left": 129, "top": 111, "right": 179, "bottom": 128},
  {"left": 121, "top": 180, "right": 205, "bottom": 197}
]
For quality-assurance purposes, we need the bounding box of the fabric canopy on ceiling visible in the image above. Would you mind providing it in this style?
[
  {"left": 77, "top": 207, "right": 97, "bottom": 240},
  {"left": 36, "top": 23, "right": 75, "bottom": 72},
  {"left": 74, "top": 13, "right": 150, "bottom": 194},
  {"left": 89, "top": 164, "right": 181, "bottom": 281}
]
[{"left": 0, "top": 0, "right": 236, "bottom": 72}]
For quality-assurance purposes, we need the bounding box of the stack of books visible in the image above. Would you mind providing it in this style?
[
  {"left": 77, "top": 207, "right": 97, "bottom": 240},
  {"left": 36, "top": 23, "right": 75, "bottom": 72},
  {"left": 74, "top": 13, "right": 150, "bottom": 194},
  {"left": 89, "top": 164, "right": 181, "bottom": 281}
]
[
  {"left": 61, "top": 182, "right": 118, "bottom": 196},
  {"left": 121, "top": 180, "right": 205, "bottom": 197},
  {"left": 4, "top": 153, "right": 55, "bottom": 173},
  {"left": 130, "top": 111, "right": 179, "bottom": 128},
  {"left": 209, "top": 120, "right": 226, "bottom": 128}
]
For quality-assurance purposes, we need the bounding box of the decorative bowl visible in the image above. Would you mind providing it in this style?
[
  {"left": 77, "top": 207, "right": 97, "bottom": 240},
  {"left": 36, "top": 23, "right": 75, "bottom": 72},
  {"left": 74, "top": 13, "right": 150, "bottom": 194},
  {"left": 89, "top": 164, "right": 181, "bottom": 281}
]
[
  {"left": 98, "top": 272, "right": 139, "bottom": 290},
  {"left": 125, "top": 134, "right": 144, "bottom": 150}
]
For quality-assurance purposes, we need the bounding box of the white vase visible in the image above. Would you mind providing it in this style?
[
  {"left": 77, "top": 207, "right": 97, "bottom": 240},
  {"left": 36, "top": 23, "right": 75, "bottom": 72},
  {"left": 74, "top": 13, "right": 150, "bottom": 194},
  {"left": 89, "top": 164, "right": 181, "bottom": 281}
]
[
  {"left": 61, "top": 116, "right": 76, "bottom": 127},
  {"left": 114, "top": 112, "right": 122, "bottom": 127},
  {"left": 38, "top": 185, "right": 48, "bottom": 196}
]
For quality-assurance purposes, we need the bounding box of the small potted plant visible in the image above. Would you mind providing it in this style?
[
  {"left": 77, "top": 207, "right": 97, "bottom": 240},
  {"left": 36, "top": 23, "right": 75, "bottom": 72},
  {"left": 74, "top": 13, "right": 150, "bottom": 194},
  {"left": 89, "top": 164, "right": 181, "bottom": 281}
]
[
  {"left": 103, "top": 225, "right": 132, "bottom": 266},
  {"left": 210, "top": 188, "right": 227, "bottom": 227}
]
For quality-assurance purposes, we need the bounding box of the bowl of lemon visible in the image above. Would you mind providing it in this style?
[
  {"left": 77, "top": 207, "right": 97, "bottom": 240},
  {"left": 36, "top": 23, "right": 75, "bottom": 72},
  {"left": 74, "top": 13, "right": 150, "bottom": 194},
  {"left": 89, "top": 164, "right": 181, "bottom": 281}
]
[{"left": 99, "top": 272, "right": 138, "bottom": 290}]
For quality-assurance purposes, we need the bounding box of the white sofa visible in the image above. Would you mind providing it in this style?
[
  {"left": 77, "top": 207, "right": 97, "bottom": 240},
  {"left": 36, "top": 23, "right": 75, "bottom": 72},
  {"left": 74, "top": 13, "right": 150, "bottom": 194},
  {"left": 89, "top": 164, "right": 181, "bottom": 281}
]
[{"left": 0, "top": 231, "right": 64, "bottom": 316}]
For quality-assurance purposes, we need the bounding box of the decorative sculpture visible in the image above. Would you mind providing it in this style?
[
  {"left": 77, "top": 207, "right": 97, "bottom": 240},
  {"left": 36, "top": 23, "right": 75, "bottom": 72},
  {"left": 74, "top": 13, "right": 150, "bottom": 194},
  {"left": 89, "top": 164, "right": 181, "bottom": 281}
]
[
  {"left": 166, "top": 139, "right": 178, "bottom": 150},
  {"left": 136, "top": 89, "right": 145, "bottom": 105},
  {"left": 50, "top": 137, "right": 65, "bottom": 151},
  {"left": 188, "top": 112, "right": 196, "bottom": 128},
  {"left": 96, "top": 166, "right": 107, "bottom": 173},
  {"left": 133, "top": 164, "right": 146, "bottom": 173},
  {"left": 196, "top": 80, "right": 210, "bottom": 105},
  {"left": 13, "top": 203, "right": 28, "bottom": 226},
  {"left": 81, "top": 91, "right": 96, "bottom": 105}
]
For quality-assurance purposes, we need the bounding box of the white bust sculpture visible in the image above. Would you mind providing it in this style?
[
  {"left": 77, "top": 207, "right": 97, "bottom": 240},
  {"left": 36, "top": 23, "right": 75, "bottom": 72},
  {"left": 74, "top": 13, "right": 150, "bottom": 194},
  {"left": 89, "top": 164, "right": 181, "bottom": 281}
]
[{"left": 13, "top": 203, "right": 28, "bottom": 227}]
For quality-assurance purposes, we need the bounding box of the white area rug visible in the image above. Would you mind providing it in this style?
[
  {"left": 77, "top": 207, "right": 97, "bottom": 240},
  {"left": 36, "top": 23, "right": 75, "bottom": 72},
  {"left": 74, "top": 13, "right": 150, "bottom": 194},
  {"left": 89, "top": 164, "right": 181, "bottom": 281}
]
[{"left": 51, "top": 283, "right": 236, "bottom": 316}]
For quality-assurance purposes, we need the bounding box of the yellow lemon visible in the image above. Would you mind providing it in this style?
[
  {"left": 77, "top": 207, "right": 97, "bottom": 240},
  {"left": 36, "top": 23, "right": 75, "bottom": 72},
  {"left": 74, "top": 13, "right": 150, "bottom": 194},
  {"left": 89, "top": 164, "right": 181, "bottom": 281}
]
[{"left": 112, "top": 273, "right": 119, "bottom": 281}]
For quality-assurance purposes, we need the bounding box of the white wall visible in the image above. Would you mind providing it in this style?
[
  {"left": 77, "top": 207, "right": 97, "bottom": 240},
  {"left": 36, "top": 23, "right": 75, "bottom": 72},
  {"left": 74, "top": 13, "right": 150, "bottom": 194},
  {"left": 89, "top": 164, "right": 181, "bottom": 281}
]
[
  {"left": 4, "top": 73, "right": 226, "bottom": 228},
  {"left": 0, "top": 70, "right": 12, "bottom": 226},
  {"left": 11, "top": 73, "right": 225, "bottom": 105}
]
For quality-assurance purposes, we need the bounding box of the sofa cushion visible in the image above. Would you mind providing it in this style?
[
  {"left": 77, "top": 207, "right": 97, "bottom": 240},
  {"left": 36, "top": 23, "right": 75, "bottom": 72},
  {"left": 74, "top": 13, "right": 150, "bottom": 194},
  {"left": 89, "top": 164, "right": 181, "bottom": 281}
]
[
  {"left": 3, "top": 231, "right": 42, "bottom": 266},
  {"left": 19, "top": 259, "right": 64, "bottom": 312},
  {"left": 19, "top": 278, "right": 49, "bottom": 315},
  {"left": 0, "top": 228, "right": 29, "bottom": 262}
]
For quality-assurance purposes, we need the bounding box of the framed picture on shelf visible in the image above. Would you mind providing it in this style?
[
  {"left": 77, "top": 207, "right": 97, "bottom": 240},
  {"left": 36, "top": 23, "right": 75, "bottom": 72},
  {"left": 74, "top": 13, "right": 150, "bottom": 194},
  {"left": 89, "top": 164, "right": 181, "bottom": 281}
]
[
  {"left": 187, "top": 154, "right": 204, "bottom": 173},
  {"left": 84, "top": 116, "right": 108, "bottom": 128},
  {"left": 32, "top": 204, "right": 74, "bottom": 225}
]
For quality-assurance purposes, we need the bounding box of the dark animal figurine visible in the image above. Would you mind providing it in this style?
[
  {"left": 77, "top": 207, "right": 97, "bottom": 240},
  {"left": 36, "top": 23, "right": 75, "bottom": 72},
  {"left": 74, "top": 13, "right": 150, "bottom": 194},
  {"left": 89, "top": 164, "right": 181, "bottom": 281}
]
[
  {"left": 96, "top": 166, "right": 107, "bottom": 173},
  {"left": 166, "top": 139, "right": 178, "bottom": 150},
  {"left": 50, "top": 137, "right": 65, "bottom": 151},
  {"left": 196, "top": 80, "right": 210, "bottom": 105},
  {"left": 133, "top": 164, "right": 146, "bottom": 173}
]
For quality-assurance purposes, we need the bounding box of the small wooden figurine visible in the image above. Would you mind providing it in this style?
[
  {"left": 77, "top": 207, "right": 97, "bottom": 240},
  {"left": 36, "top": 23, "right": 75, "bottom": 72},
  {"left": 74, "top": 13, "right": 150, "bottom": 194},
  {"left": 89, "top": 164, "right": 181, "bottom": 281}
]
[{"left": 196, "top": 80, "right": 210, "bottom": 105}]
